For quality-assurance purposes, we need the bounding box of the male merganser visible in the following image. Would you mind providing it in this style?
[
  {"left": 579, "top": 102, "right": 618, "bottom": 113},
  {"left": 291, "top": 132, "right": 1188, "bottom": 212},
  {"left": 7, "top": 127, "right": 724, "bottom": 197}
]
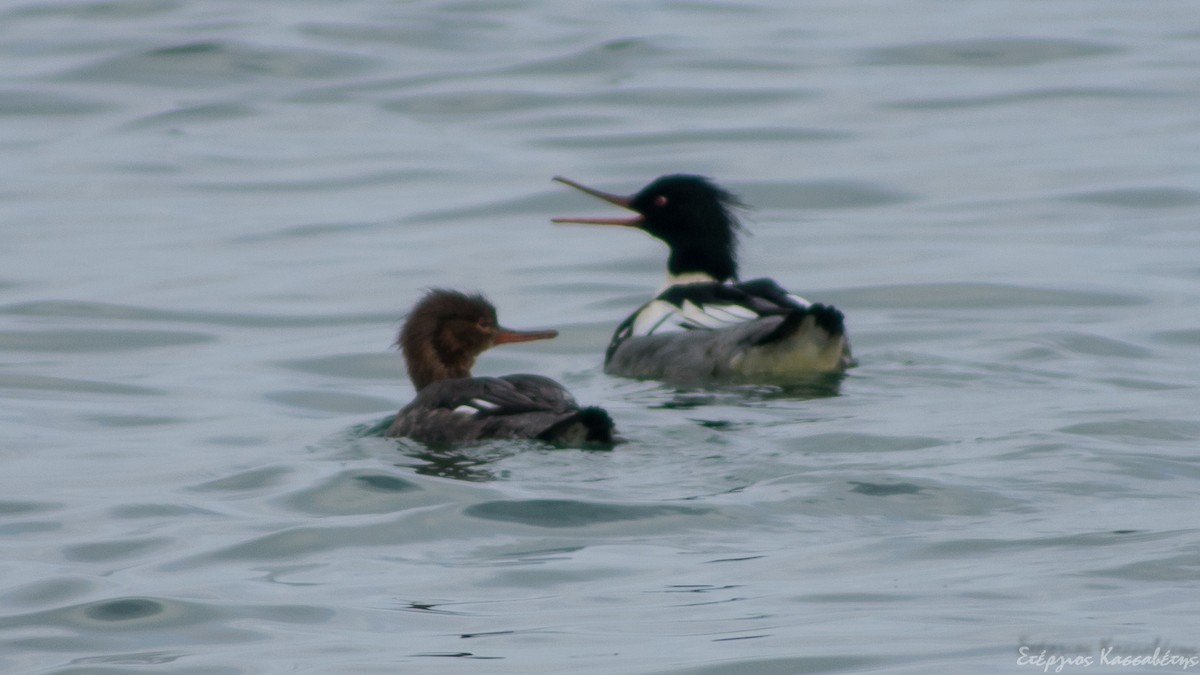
[
  {"left": 553, "top": 174, "right": 852, "bottom": 382},
  {"left": 386, "top": 289, "right": 614, "bottom": 446}
]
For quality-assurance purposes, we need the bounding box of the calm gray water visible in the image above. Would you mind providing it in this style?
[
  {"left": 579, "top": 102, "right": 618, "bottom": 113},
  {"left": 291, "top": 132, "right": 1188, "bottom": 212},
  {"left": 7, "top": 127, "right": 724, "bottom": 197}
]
[{"left": 3, "top": 1, "right": 1199, "bottom": 673}]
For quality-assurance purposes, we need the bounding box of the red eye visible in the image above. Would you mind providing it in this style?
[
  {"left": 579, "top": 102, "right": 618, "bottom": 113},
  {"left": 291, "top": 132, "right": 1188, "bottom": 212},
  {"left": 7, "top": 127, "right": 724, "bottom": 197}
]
[{"left": 654, "top": 195, "right": 668, "bottom": 207}]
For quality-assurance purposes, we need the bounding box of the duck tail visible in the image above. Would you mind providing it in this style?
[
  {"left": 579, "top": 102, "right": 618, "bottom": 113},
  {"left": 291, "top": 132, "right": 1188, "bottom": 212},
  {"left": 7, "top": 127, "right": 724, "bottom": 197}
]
[
  {"left": 539, "top": 406, "right": 616, "bottom": 447},
  {"left": 753, "top": 303, "right": 845, "bottom": 347}
]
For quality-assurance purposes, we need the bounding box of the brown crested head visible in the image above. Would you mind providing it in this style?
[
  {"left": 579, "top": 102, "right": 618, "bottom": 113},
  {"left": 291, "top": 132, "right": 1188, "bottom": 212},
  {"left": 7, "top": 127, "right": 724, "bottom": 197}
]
[{"left": 398, "top": 289, "right": 558, "bottom": 390}]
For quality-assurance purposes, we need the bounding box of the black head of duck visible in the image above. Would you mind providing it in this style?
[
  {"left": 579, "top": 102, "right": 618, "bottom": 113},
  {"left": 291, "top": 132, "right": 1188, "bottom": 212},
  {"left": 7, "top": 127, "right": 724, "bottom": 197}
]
[{"left": 553, "top": 174, "right": 744, "bottom": 283}]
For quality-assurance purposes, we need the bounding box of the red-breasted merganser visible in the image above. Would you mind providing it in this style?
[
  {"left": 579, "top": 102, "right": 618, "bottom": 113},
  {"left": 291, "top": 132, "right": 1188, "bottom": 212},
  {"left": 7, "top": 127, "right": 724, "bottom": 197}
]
[
  {"left": 386, "top": 289, "right": 614, "bottom": 446},
  {"left": 552, "top": 174, "right": 852, "bottom": 383}
]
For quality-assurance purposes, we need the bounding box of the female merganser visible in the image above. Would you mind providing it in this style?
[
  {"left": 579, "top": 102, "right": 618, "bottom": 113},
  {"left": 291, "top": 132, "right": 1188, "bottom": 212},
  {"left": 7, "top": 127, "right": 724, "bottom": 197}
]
[
  {"left": 553, "top": 174, "right": 852, "bottom": 383},
  {"left": 386, "top": 289, "right": 614, "bottom": 446}
]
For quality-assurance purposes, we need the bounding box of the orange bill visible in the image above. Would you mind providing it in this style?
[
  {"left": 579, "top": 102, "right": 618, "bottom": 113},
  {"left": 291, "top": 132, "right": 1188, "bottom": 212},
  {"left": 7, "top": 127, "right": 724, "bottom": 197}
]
[
  {"left": 494, "top": 328, "right": 559, "bottom": 345},
  {"left": 552, "top": 176, "right": 644, "bottom": 227}
]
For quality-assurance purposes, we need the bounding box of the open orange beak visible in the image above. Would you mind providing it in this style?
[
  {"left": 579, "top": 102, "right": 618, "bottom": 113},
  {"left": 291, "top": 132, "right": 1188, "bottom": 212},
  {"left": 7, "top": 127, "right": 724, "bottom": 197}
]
[
  {"left": 494, "top": 327, "right": 558, "bottom": 345},
  {"left": 551, "top": 176, "right": 644, "bottom": 227}
]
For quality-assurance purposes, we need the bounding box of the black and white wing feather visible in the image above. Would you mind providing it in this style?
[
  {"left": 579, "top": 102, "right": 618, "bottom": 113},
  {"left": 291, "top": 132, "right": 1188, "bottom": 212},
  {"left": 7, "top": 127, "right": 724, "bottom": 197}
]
[
  {"left": 608, "top": 279, "right": 825, "bottom": 350},
  {"left": 604, "top": 278, "right": 849, "bottom": 380}
]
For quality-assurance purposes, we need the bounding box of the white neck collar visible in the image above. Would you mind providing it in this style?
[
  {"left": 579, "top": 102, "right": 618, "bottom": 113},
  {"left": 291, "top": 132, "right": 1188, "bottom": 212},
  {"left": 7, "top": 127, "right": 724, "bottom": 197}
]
[{"left": 657, "top": 271, "right": 719, "bottom": 293}]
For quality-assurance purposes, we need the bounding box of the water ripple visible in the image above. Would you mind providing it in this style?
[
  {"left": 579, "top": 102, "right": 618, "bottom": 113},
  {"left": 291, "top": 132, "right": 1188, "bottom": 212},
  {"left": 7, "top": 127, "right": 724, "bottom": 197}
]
[
  {"left": 835, "top": 283, "right": 1145, "bottom": 309},
  {"left": 0, "top": 300, "right": 389, "bottom": 328},
  {"left": 1088, "top": 548, "right": 1200, "bottom": 582},
  {"left": 263, "top": 390, "right": 397, "bottom": 414},
  {"left": 782, "top": 432, "right": 946, "bottom": 454},
  {"left": 283, "top": 471, "right": 422, "bottom": 517},
  {"left": 59, "top": 40, "right": 376, "bottom": 87},
  {"left": 0, "top": 329, "right": 214, "bottom": 353},
  {"left": 61, "top": 538, "right": 172, "bottom": 563},
  {"left": 742, "top": 180, "right": 914, "bottom": 210},
  {"left": 0, "top": 90, "right": 112, "bottom": 116},
  {"left": 886, "top": 87, "right": 1168, "bottom": 110},
  {"left": 915, "top": 529, "right": 1172, "bottom": 558},
  {"left": 0, "top": 374, "right": 163, "bottom": 397},
  {"left": 0, "top": 577, "right": 95, "bottom": 608},
  {"left": 649, "top": 655, "right": 885, "bottom": 674},
  {"left": 1029, "top": 332, "right": 1152, "bottom": 359},
  {"left": 3, "top": 0, "right": 179, "bottom": 20},
  {"left": 864, "top": 37, "right": 1121, "bottom": 67},
  {"left": 0, "top": 500, "right": 61, "bottom": 517},
  {"left": 276, "top": 353, "right": 402, "bottom": 380},
  {"left": 1153, "top": 329, "right": 1200, "bottom": 346},
  {"left": 535, "top": 126, "right": 850, "bottom": 149},
  {"left": 0, "top": 595, "right": 332, "bottom": 655},
  {"left": 464, "top": 499, "right": 711, "bottom": 528},
  {"left": 382, "top": 87, "right": 800, "bottom": 118},
  {"left": 189, "top": 466, "right": 292, "bottom": 494},
  {"left": 121, "top": 101, "right": 258, "bottom": 130},
  {"left": 506, "top": 37, "right": 669, "bottom": 76},
  {"left": 1059, "top": 419, "right": 1200, "bottom": 443},
  {"left": 1065, "top": 187, "right": 1200, "bottom": 209},
  {"left": 190, "top": 168, "right": 434, "bottom": 194}
]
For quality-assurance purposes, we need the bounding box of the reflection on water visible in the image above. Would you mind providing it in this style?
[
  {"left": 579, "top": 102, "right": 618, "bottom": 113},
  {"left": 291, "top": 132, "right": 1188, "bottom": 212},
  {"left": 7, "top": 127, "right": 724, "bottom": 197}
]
[
  {"left": 847, "top": 480, "right": 924, "bottom": 497},
  {"left": 398, "top": 444, "right": 518, "bottom": 482},
  {"left": 358, "top": 417, "right": 609, "bottom": 482},
  {"left": 646, "top": 376, "right": 844, "bottom": 410}
]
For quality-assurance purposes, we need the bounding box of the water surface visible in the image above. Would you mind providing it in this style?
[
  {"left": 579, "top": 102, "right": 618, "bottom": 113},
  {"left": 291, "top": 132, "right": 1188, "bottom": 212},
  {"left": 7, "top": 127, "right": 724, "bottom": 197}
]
[{"left": 2, "top": 1, "right": 1199, "bottom": 673}]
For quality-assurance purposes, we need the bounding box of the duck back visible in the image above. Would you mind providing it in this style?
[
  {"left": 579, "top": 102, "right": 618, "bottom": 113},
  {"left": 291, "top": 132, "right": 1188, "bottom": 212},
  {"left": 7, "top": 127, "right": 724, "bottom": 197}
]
[{"left": 387, "top": 374, "right": 614, "bottom": 446}]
